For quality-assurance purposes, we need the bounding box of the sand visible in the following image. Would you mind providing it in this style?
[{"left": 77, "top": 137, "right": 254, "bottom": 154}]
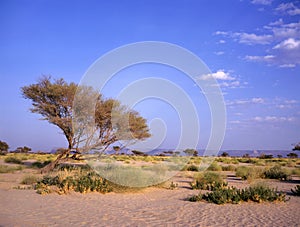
[{"left": 0, "top": 167, "right": 300, "bottom": 226}]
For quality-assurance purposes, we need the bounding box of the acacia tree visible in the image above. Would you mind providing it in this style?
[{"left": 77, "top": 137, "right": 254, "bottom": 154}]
[
  {"left": 22, "top": 77, "right": 151, "bottom": 172},
  {"left": 293, "top": 142, "right": 300, "bottom": 151},
  {"left": 0, "top": 140, "right": 9, "bottom": 155}
]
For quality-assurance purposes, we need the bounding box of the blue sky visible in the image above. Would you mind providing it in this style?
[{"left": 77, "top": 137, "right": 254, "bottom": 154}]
[{"left": 0, "top": 0, "right": 299, "bottom": 151}]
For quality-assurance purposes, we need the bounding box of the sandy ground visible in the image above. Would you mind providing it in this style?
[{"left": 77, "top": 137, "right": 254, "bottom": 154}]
[{"left": 0, "top": 165, "right": 300, "bottom": 226}]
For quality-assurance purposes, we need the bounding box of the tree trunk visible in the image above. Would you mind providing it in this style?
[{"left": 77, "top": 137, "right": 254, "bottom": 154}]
[{"left": 40, "top": 148, "right": 71, "bottom": 174}]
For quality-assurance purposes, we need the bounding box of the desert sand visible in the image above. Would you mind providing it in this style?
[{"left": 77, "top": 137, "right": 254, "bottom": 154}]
[{"left": 0, "top": 165, "right": 300, "bottom": 226}]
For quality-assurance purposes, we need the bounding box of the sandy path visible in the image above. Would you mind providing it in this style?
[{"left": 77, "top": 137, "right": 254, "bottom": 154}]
[{"left": 1, "top": 184, "right": 300, "bottom": 227}]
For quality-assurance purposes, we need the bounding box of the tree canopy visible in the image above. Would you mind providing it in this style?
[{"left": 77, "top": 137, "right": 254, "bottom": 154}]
[
  {"left": 21, "top": 77, "right": 151, "bottom": 172},
  {"left": 0, "top": 140, "right": 9, "bottom": 153},
  {"left": 293, "top": 142, "right": 300, "bottom": 151}
]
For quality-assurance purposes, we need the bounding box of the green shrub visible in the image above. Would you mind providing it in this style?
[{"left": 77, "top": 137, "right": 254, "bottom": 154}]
[
  {"left": 4, "top": 156, "right": 23, "bottom": 164},
  {"left": 189, "top": 184, "right": 286, "bottom": 204},
  {"left": 291, "top": 185, "right": 300, "bottom": 196},
  {"left": 21, "top": 175, "right": 39, "bottom": 185},
  {"left": 0, "top": 165, "right": 23, "bottom": 173},
  {"left": 168, "top": 181, "right": 178, "bottom": 190},
  {"left": 235, "top": 166, "right": 264, "bottom": 181},
  {"left": 263, "top": 165, "right": 289, "bottom": 180},
  {"left": 31, "top": 160, "right": 52, "bottom": 168},
  {"left": 191, "top": 171, "right": 226, "bottom": 190},
  {"left": 207, "top": 162, "right": 222, "bottom": 171},
  {"left": 35, "top": 170, "right": 113, "bottom": 194},
  {"left": 221, "top": 165, "right": 236, "bottom": 171},
  {"left": 185, "top": 165, "right": 199, "bottom": 171}
]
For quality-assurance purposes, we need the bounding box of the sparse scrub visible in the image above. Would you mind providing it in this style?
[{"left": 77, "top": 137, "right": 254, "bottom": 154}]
[
  {"left": 221, "top": 165, "right": 236, "bottom": 171},
  {"left": 291, "top": 185, "right": 300, "bottom": 196},
  {"left": 184, "top": 165, "right": 199, "bottom": 171},
  {"left": 0, "top": 165, "right": 23, "bottom": 173},
  {"left": 235, "top": 166, "right": 264, "bottom": 181},
  {"left": 21, "top": 175, "right": 39, "bottom": 185},
  {"left": 4, "top": 156, "right": 23, "bottom": 164},
  {"left": 263, "top": 165, "right": 289, "bottom": 180},
  {"left": 191, "top": 171, "right": 226, "bottom": 190},
  {"left": 168, "top": 181, "right": 178, "bottom": 190},
  {"left": 35, "top": 169, "right": 113, "bottom": 194},
  {"left": 207, "top": 162, "right": 222, "bottom": 171},
  {"left": 224, "top": 165, "right": 234, "bottom": 171},
  {"left": 31, "top": 160, "right": 52, "bottom": 168},
  {"left": 189, "top": 184, "right": 286, "bottom": 204}
]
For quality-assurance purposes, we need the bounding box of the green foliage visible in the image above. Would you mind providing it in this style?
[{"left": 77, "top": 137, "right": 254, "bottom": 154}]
[
  {"left": 35, "top": 170, "right": 113, "bottom": 194},
  {"left": 22, "top": 77, "right": 151, "bottom": 172},
  {"left": 4, "top": 156, "right": 23, "bottom": 164},
  {"left": 207, "top": 162, "right": 222, "bottom": 171},
  {"left": 235, "top": 166, "right": 264, "bottom": 181},
  {"left": 189, "top": 184, "right": 286, "bottom": 204},
  {"left": 183, "top": 149, "right": 198, "bottom": 156},
  {"left": 259, "top": 153, "right": 273, "bottom": 159},
  {"left": 263, "top": 165, "right": 289, "bottom": 180},
  {"left": 185, "top": 165, "right": 199, "bottom": 171},
  {"left": 291, "top": 185, "right": 300, "bottom": 196},
  {"left": 0, "top": 140, "right": 9, "bottom": 155},
  {"left": 220, "top": 152, "right": 229, "bottom": 157},
  {"left": 191, "top": 171, "right": 226, "bottom": 190},
  {"left": 293, "top": 142, "right": 300, "bottom": 151},
  {"left": 168, "top": 181, "right": 178, "bottom": 190},
  {"left": 287, "top": 152, "right": 298, "bottom": 158},
  {"left": 221, "top": 165, "right": 236, "bottom": 171},
  {"left": 31, "top": 160, "right": 52, "bottom": 168},
  {"left": 0, "top": 165, "right": 23, "bottom": 173}
]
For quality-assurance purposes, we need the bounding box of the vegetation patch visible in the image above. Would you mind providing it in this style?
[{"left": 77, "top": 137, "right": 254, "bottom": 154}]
[
  {"left": 291, "top": 185, "right": 300, "bottom": 196},
  {"left": 0, "top": 165, "right": 23, "bottom": 173},
  {"left": 34, "top": 167, "right": 113, "bottom": 194},
  {"left": 21, "top": 175, "right": 39, "bottom": 185},
  {"left": 235, "top": 166, "right": 264, "bottom": 181},
  {"left": 189, "top": 184, "right": 287, "bottom": 205},
  {"left": 191, "top": 171, "right": 226, "bottom": 190},
  {"left": 263, "top": 165, "right": 289, "bottom": 180},
  {"left": 4, "top": 156, "right": 23, "bottom": 164}
]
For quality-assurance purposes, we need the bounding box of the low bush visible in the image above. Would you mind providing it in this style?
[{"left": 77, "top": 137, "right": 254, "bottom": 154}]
[
  {"left": 31, "top": 160, "right": 52, "bottom": 168},
  {"left": 235, "top": 166, "right": 264, "bottom": 181},
  {"left": 35, "top": 170, "right": 113, "bottom": 194},
  {"left": 221, "top": 165, "right": 236, "bottom": 171},
  {"left": 191, "top": 171, "right": 226, "bottom": 190},
  {"left": 263, "top": 165, "right": 289, "bottom": 180},
  {"left": 0, "top": 165, "right": 23, "bottom": 173},
  {"left": 207, "top": 162, "right": 222, "bottom": 171},
  {"left": 189, "top": 184, "right": 286, "bottom": 204},
  {"left": 21, "top": 175, "right": 39, "bottom": 185},
  {"left": 185, "top": 165, "right": 199, "bottom": 171},
  {"left": 291, "top": 185, "right": 300, "bottom": 196},
  {"left": 4, "top": 156, "right": 23, "bottom": 164}
]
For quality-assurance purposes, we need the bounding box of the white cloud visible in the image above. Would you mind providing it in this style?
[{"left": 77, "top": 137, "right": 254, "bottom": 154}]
[
  {"left": 245, "top": 55, "right": 275, "bottom": 62},
  {"left": 273, "top": 38, "right": 300, "bottom": 50},
  {"left": 215, "top": 17, "right": 300, "bottom": 66},
  {"left": 270, "top": 21, "right": 300, "bottom": 39},
  {"left": 227, "top": 97, "right": 265, "bottom": 106},
  {"left": 233, "top": 32, "right": 273, "bottom": 45},
  {"left": 218, "top": 39, "right": 226, "bottom": 44},
  {"left": 199, "top": 70, "right": 234, "bottom": 81},
  {"left": 279, "top": 63, "right": 296, "bottom": 68},
  {"left": 214, "top": 51, "right": 225, "bottom": 55},
  {"left": 214, "top": 31, "right": 228, "bottom": 36},
  {"left": 253, "top": 116, "right": 295, "bottom": 122},
  {"left": 276, "top": 2, "right": 300, "bottom": 16},
  {"left": 251, "top": 0, "right": 273, "bottom": 5},
  {"left": 252, "top": 98, "right": 264, "bottom": 104}
]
